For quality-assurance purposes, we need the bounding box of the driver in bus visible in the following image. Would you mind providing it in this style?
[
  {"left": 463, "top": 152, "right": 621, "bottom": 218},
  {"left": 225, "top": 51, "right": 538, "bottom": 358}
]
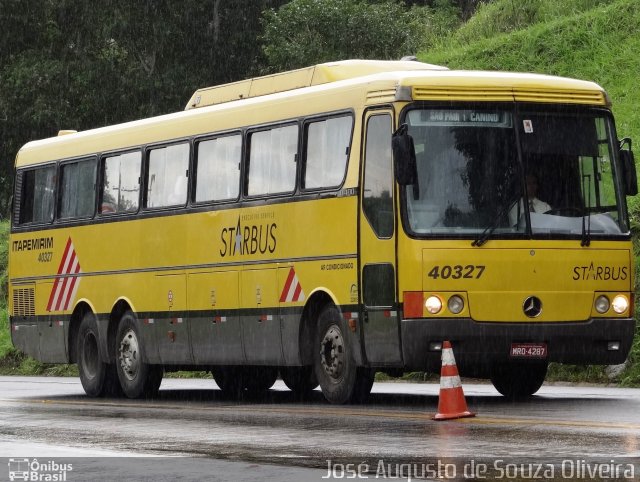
[{"left": 509, "top": 173, "right": 551, "bottom": 226}]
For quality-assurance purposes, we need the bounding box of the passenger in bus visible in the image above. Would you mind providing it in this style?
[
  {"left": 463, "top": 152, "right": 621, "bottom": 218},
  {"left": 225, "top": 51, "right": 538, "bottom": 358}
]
[{"left": 509, "top": 174, "right": 552, "bottom": 225}]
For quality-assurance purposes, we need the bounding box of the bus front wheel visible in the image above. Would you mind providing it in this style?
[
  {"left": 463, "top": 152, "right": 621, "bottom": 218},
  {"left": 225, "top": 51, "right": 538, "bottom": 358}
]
[
  {"left": 314, "top": 305, "right": 372, "bottom": 404},
  {"left": 115, "top": 311, "right": 163, "bottom": 399},
  {"left": 490, "top": 362, "right": 548, "bottom": 400}
]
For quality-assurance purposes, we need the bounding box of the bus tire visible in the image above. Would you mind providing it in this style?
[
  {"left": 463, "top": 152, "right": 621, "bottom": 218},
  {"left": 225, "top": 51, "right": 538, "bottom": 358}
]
[
  {"left": 280, "top": 366, "right": 319, "bottom": 395},
  {"left": 351, "top": 368, "right": 376, "bottom": 404},
  {"left": 77, "top": 312, "right": 109, "bottom": 397},
  {"left": 490, "top": 362, "right": 548, "bottom": 400},
  {"left": 115, "top": 311, "right": 163, "bottom": 399},
  {"left": 212, "top": 367, "right": 243, "bottom": 398},
  {"left": 313, "top": 305, "right": 358, "bottom": 404},
  {"left": 243, "top": 366, "right": 278, "bottom": 393}
]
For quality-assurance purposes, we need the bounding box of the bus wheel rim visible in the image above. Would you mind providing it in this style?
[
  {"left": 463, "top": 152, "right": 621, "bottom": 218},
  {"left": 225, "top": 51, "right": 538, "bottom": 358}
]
[
  {"left": 320, "top": 324, "right": 345, "bottom": 381},
  {"left": 118, "top": 329, "right": 140, "bottom": 381}
]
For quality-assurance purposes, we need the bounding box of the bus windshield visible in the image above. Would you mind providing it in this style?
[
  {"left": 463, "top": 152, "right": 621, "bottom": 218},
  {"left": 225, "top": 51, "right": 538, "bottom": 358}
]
[{"left": 402, "top": 106, "right": 627, "bottom": 238}]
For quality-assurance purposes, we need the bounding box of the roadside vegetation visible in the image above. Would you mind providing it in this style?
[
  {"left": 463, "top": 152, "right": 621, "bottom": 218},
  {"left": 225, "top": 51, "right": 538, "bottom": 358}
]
[{"left": 1, "top": 0, "right": 639, "bottom": 385}]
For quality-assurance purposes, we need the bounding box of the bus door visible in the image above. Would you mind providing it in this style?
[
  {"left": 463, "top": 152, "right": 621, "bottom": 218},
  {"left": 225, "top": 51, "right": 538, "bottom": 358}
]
[{"left": 359, "top": 110, "right": 402, "bottom": 365}]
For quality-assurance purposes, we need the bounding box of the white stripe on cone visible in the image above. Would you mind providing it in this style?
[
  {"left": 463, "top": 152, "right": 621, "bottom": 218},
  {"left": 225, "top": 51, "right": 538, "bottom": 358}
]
[
  {"left": 440, "top": 375, "right": 463, "bottom": 389},
  {"left": 442, "top": 348, "right": 457, "bottom": 366}
]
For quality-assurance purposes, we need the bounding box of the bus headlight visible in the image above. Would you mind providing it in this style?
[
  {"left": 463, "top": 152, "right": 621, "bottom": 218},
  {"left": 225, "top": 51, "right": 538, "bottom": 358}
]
[
  {"left": 594, "top": 295, "right": 610, "bottom": 314},
  {"left": 612, "top": 295, "right": 629, "bottom": 314},
  {"left": 425, "top": 296, "right": 442, "bottom": 314},
  {"left": 447, "top": 295, "right": 465, "bottom": 314}
]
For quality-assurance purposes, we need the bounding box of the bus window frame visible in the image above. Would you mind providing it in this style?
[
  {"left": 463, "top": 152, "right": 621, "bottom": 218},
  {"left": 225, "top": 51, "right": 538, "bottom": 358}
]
[
  {"left": 396, "top": 101, "right": 632, "bottom": 242},
  {"left": 14, "top": 161, "right": 58, "bottom": 228},
  {"left": 244, "top": 120, "right": 301, "bottom": 200},
  {"left": 192, "top": 130, "right": 243, "bottom": 206},
  {"left": 56, "top": 155, "right": 98, "bottom": 223},
  {"left": 97, "top": 148, "right": 143, "bottom": 218},
  {"left": 300, "top": 110, "right": 355, "bottom": 193},
  {"left": 142, "top": 139, "right": 193, "bottom": 212}
]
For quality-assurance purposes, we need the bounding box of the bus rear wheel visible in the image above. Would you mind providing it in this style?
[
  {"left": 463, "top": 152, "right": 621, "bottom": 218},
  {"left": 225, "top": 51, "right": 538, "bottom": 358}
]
[
  {"left": 115, "top": 311, "right": 163, "bottom": 399},
  {"left": 314, "top": 305, "right": 373, "bottom": 404},
  {"left": 78, "top": 312, "right": 115, "bottom": 397},
  {"left": 490, "top": 362, "right": 548, "bottom": 400}
]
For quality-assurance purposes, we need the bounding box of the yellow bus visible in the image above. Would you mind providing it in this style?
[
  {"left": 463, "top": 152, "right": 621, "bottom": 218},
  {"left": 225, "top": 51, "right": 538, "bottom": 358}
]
[{"left": 9, "top": 59, "right": 637, "bottom": 403}]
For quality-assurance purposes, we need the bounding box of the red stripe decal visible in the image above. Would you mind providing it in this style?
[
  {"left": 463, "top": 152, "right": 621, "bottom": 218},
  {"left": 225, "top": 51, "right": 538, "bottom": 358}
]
[
  {"left": 55, "top": 250, "right": 77, "bottom": 311},
  {"left": 54, "top": 273, "right": 71, "bottom": 312},
  {"left": 47, "top": 238, "right": 73, "bottom": 312},
  {"left": 293, "top": 282, "right": 302, "bottom": 302},
  {"left": 61, "top": 261, "right": 81, "bottom": 311},
  {"left": 279, "top": 267, "right": 296, "bottom": 302},
  {"left": 57, "top": 238, "right": 73, "bottom": 275},
  {"left": 46, "top": 277, "right": 62, "bottom": 312}
]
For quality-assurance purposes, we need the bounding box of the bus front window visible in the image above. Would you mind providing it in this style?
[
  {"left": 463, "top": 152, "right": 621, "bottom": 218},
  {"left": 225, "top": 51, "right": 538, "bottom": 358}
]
[
  {"left": 403, "top": 108, "right": 523, "bottom": 236},
  {"left": 519, "top": 112, "right": 626, "bottom": 236},
  {"left": 402, "top": 107, "right": 627, "bottom": 238}
]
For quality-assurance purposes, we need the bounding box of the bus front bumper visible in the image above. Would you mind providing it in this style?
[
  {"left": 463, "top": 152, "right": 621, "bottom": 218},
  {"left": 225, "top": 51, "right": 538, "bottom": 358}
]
[{"left": 401, "top": 317, "right": 635, "bottom": 376}]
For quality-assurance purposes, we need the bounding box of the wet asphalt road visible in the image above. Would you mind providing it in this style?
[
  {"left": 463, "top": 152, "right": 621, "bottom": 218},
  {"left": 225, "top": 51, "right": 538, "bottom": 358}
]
[{"left": 1, "top": 376, "right": 639, "bottom": 481}]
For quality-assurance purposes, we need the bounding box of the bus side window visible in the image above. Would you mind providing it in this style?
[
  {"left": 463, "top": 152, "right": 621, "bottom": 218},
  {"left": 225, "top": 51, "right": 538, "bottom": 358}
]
[
  {"left": 363, "top": 114, "right": 394, "bottom": 238},
  {"left": 195, "top": 134, "right": 241, "bottom": 203},
  {"left": 303, "top": 115, "right": 353, "bottom": 190},
  {"left": 18, "top": 165, "right": 56, "bottom": 224},
  {"left": 247, "top": 124, "right": 298, "bottom": 196},
  {"left": 59, "top": 158, "right": 97, "bottom": 219},
  {"left": 146, "top": 143, "right": 190, "bottom": 208},
  {"left": 101, "top": 151, "right": 142, "bottom": 214}
]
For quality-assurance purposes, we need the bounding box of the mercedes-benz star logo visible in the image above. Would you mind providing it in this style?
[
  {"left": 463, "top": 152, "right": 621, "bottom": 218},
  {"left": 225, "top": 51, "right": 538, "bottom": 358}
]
[{"left": 523, "top": 296, "right": 542, "bottom": 318}]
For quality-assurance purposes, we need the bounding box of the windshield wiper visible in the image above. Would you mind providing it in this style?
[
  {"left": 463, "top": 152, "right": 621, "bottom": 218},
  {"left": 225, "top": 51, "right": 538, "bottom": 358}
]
[
  {"left": 581, "top": 175, "right": 592, "bottom": 247},
  {"left": 472, "top": 198, "right": 519, "bottom": 247},
  {"left": 580, "top": 210, "right": 591, "bottom": 247}
]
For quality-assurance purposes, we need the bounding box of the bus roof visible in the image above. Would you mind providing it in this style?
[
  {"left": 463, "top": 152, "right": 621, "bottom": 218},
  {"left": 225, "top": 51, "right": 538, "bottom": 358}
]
[
  {"left": 15, "top": 62, "right": 608, "bottom": 168},
  {"left": 184, "top": 59, "right": 449, "bottom": 110}
]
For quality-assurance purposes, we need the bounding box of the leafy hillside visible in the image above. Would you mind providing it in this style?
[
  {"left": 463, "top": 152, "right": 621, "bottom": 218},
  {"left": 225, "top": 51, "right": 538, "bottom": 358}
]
[
  {"left": 423, "top": 0, "right": 640, "bottom": 211},
  {"left": 450, "top": 0, "right": 619, "bottom": 45}
]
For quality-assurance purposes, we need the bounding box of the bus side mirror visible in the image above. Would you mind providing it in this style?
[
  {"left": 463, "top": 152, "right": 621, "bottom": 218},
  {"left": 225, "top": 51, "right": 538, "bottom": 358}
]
[
  {"left": 619, "top": 138, "right": 638, "bottom": 196},
  {"left": 392, "top": 124, "right": 417, "bottom": 186}
]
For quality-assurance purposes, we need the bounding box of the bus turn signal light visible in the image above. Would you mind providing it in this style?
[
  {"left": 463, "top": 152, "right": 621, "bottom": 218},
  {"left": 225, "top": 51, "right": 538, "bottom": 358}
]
[{"left": 403, "top": 292, "right": 424, "bottom": 318}]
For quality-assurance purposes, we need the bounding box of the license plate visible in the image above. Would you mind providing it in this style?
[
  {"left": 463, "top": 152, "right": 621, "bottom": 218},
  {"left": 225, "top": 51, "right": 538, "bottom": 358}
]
[{"left": 510, "top": 343, "right": 547, "bottom": 358}]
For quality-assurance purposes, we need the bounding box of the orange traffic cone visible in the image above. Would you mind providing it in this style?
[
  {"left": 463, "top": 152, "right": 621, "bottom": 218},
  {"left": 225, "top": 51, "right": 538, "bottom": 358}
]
[{"left": 433, "top": 341, "right": 475, "bottom": 421}]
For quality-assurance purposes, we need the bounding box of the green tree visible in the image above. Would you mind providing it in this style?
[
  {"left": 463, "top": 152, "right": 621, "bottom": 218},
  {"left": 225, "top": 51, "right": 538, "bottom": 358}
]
[
  {"left": 0, "top": 0, "right": 286, "bottom": 218},
  {"left": 261, "top": 0, "right": 430, "bottom": 72}
]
